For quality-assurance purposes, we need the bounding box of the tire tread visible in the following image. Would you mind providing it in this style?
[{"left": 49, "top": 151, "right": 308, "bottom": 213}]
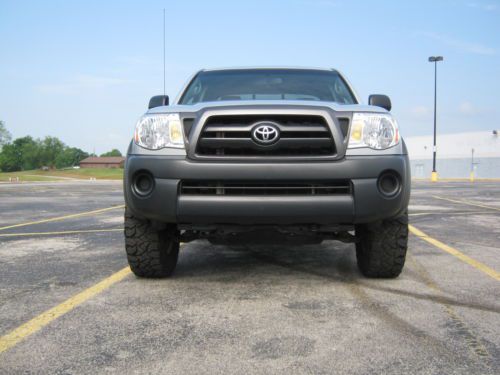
[
  {"left": 355, "top": 213, "right": 408, "bottom": 278},
  {"left": 124, "top": 209, "right": 179, "bottom": 278}
]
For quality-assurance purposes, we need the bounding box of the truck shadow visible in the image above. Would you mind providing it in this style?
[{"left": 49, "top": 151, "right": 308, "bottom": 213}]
[
  {"left": 173, "top": 239, "right": 500, "bottom": 315},
  {"left": 175, "top": 239, "right": 357, "bottom": 282}
]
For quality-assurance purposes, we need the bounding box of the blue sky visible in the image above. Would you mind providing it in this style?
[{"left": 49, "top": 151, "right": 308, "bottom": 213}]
[{"left": 1, "top": 0, "right": 499, "bottom": 154}]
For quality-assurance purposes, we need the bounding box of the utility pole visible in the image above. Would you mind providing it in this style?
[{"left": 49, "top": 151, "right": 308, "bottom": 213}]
[
  {"left": 163, "top": 8, "right": 166, "bottom": 96},
  {"left": 428, "top": 56, "right": 444, "bottom": 182}
]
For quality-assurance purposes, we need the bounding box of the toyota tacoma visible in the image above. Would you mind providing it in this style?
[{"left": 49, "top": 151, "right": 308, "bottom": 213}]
[{"left": 124, "top": 68, "right": 410, "bottom": 278}]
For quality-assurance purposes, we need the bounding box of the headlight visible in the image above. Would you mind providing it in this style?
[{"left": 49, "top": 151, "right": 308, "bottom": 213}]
[
  {"left": 134, "top": 113, "right": 184, "bottom": 150},
  {"left": 348, "top": 113, "right": 399, "bottom": 150}
]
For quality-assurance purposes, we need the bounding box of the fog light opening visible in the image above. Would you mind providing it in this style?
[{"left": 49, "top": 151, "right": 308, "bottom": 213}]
[
  {"left": 133, "top": 172, "right": 154, "bottom": 197},
  {"left": 378, "top": 172, "right": 401, "bottom": 197}
]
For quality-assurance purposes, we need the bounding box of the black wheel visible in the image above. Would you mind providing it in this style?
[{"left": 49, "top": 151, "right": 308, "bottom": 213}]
[
  {"left": 124, "top": 209, "right": 179, "bottom": 278},
  {"left": 355, "top": 212, "right": 408, "bottom": 278}
]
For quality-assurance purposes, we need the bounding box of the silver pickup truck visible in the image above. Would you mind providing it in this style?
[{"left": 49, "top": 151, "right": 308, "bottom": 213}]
[{"left": 124, "top": 67, "right": 410, "bottom": 278}]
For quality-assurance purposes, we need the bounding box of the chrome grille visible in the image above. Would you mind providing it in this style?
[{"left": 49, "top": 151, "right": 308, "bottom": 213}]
[{"left": 196, "top": 115, "right": 335, "bottom": 157}]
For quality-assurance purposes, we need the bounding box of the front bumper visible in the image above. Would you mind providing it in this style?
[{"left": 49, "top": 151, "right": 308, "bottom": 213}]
[{"left": 124, "top": 155, "right": 410, "bottom": 225}]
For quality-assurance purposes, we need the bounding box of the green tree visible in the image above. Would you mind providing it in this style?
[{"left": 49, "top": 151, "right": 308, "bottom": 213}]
[
  {"left": 100, "top": 149, "right": 122, "bottom": 157},
  {"left": 38, "top": 136, "right": 66, "bottom": 168},
  {"left": 0, "top": 136, "right": 38, "bottom": 171},
  {"left": 0, "top": 143, "right": 18, "bottom": 171},
  {"left": 55, "top": 147, "right": 89, "bottom": 168},
  {"left": 0, "top": 132, "right": 92, "bottom": 172},
  {"left": 0, "top": 121, "right": 12, "bottom": 148},
  {"left": 20, "top": 137, "right": 41, "bottom": 170}
]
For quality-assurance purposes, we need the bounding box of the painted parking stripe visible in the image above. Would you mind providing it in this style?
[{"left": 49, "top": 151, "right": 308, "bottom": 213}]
[
  {"left": 432, "top": 196, "right": 500, "bottom": 212},
  {"left": 0, "top": 228, "right": 122, "bottom": 238},
  {"left": 0, "top": 205, "right": 125, "bottom": 231},
  {"left": 408, "top": 211, "right": 494, "bottom": 217},
  {"left": 409, "top": 224, "right": 500, "bottom": 281},
  {"left": 0, "top": 267, "right": 132, "bottom": 354}
]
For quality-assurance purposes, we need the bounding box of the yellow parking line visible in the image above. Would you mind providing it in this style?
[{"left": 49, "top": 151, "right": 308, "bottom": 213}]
[
  {"left": 0, "top": 205, "right": 125, "bottom": 231},
  {"left": 0, "top": 266, "right": 132, "bottom": 354},
  {"left": 408, "top": 210, "right": 495, "bottom": 217},
  {"left": 0, "top": 228, "right": 122, "bottom": 238},
  {"left": 432, "top": 196, "right": 500, "bottom": 212},
  {"left": 409, "top": 224, "right": 500, "bottom": 281}
]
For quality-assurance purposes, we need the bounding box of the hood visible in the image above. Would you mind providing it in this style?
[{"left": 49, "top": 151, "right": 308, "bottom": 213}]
[{"left": 146, "top": 100, "right": 388, "bottom": 115}]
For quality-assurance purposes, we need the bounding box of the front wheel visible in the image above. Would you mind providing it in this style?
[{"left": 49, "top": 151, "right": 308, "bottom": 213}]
[
  {"left": 124, "top": 209, "right": 179, "bottom": 278},
  {"left": 355, "top": 212, "right": 408, "bottom": 278}
]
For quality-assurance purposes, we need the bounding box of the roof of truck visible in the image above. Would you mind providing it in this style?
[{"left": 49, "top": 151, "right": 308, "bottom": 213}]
[{"left": 201, "top": 67, "right": 338, "bottom": 72}]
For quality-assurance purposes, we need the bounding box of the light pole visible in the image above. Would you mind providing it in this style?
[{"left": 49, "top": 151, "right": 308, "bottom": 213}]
[{"left": 428, "top": 56, "right": 443, "bottom": 182}]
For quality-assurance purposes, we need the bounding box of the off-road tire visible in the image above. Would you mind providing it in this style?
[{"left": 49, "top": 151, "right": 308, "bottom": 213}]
[
  {"left": 355, "top": 212, "right": 408, "bottom": 278},
  {"left": 124, "top": 209, "right": 179, "bottom": 278}
]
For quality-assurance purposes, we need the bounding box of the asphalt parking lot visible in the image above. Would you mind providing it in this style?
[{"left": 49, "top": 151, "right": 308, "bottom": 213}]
[{"left": 0, "top": 180, "right": 499, "bottom": 374}]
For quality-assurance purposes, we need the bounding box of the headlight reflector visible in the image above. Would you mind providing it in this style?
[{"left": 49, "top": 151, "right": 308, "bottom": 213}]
[
  {"left": 134, "top": 114, "right": 184, "bottom": 150},
  {"left": 348, "top": 113, "right": 399, "bottom": 149}
]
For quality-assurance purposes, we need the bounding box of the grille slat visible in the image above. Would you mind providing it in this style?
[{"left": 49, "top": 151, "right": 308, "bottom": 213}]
[
  {"left": 196, "top": 115, "right": 335, "bottom": 157},
  {"left": 203, "top": 125, "right": 329, "bottom": 133},
  {"left": 199, "top": 138, "right": 333, "bottom": 149},
  {"left": 180, "top": 181, "right": 352, "bottom": 196}
]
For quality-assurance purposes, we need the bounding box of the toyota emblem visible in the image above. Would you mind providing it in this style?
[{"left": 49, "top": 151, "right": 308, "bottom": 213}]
[{"left": 251, "top": 123, "right": 280, "bottom": 145}]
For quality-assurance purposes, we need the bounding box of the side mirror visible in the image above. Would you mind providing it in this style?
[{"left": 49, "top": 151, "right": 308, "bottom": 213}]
[
  {"left": 368, "top": 94, "right": 391, "bottom": 111},
  {"left": 148, "top": 95, "right": 169, "bottom": 109}
]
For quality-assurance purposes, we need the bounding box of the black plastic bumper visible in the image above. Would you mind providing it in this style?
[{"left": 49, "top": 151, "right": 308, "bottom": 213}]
[{"left": 124, "top": 155, "right": 411, "bottom": 225}]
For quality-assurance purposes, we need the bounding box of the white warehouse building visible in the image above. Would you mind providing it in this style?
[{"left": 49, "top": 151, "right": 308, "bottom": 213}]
[{"left": 404, "top": 131, "right": 500, "bottom": 179}]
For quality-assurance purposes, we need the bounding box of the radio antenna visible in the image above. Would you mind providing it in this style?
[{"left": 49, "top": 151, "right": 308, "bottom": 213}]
[{"left": 163, "top": 8, "right": 166, "bottom": 96}]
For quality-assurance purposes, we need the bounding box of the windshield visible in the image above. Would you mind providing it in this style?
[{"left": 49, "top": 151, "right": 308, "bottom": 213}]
[{"left": 179, "top": 69, "right": 357, "bottom": 105}]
